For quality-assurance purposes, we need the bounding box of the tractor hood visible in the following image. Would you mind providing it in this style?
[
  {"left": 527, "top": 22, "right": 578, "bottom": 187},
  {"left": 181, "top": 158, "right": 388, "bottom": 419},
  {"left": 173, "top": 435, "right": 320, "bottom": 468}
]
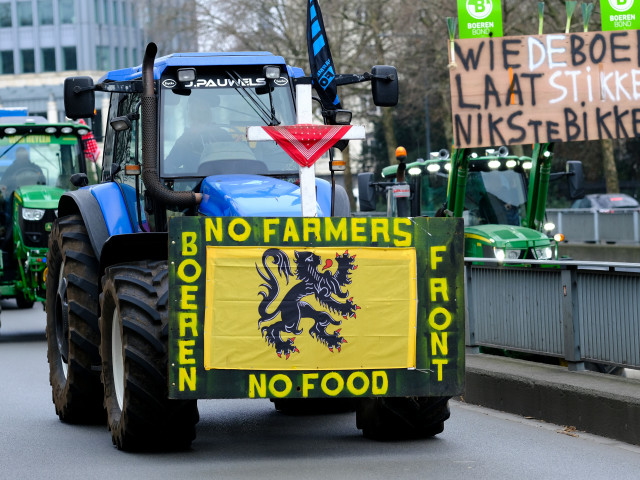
[
  {"left": 15, "top": 185, "right": 65, "bottom": 209},
  {"left": 465, "top": 224, "right": 551, "bottom": 249},
  {"left": 198, "top": 175, "right": 329, "bottom": 217}
]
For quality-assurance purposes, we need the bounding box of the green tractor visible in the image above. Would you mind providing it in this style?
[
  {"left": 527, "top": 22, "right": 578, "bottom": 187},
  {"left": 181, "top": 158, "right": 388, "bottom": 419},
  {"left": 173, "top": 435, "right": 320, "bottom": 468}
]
[
  {"left": 0, "top": 112, "right": 90, "bottom": 309},
  {"left": 360, "top": 144, "right": 584, "bottom": 261}
]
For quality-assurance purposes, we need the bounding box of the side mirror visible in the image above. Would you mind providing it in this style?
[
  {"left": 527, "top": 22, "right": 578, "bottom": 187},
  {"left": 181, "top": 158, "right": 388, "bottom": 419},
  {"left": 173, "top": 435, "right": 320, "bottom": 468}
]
[
  {"left": 371, "top": 65, "right": 398, "bottom": 107},
  {"left": 70, "top": 173, "right": 89, "bottom": 188},
  {"left": 357, "top": 172, "right": 377, "bottom": 212},
  {"left": 64, "top": 76, "right": 95, "bottom": 119},
  {"left": 566, "top": 161, "right": 585, "bottom": 200}
]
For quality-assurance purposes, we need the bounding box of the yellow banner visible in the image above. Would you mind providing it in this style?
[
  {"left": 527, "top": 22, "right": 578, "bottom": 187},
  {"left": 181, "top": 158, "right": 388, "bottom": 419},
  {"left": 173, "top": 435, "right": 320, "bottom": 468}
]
[{"left": 204, "top": 246, "right": 417, "bottom": 370}]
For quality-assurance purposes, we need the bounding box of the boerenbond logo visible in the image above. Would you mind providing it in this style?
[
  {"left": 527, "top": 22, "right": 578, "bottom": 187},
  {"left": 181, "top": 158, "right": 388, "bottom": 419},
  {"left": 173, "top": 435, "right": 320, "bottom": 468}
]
[
  {"left": 466, "top": 0, "right": 493, "bottom": 20},
  {"left": 609, "top": 0, "right": 634, "bottom": 12},
  {"left": 601, "top": 0, "right": 638, "bottom": 30}
]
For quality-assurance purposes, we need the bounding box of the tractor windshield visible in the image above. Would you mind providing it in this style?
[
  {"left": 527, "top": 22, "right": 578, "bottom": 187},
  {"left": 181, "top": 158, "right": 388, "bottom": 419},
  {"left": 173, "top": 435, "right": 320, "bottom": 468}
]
[
  {"left": 0, "top": 133, "right": 84, "bottom": 194},
  {"left": 421, "top": 159, "right": 528, "bottom": 226},
  {"left": 160, "top": 69, "right": 299, "bottom": 178}
]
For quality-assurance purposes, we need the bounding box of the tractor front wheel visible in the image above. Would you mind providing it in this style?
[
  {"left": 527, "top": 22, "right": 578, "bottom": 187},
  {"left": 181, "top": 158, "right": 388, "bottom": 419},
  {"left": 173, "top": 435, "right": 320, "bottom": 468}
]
[
  {"left": 15, "top": 290, "right": 34, "bottom": 309},
  {"left": 45, "top": 215, "right": 105, "bottom": 423},
  {"left": 99, "top": 261, "right": 198, "bottom": 451},
  {"left": 356, "top": 396, "right": 450, "bottom": 440}
]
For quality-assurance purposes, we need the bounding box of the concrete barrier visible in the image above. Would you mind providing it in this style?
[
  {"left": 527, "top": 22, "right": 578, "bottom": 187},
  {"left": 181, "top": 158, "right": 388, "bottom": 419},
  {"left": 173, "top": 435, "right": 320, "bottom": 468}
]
[
  {"left": 463, "top": 352, "right": 640, "bottom": 445},
  {"left": 558, "top": 243, "right": 640, "bottom": 262}
]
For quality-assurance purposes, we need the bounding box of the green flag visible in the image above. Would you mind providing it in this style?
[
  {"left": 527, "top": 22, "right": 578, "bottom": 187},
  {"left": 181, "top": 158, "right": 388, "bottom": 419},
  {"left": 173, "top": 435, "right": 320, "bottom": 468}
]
[
  {"left": 600, "top": 0, "right": 640, "bottom": 30},
  {"left": 457, "top": 0, "right": 503, "bottom": 39}
]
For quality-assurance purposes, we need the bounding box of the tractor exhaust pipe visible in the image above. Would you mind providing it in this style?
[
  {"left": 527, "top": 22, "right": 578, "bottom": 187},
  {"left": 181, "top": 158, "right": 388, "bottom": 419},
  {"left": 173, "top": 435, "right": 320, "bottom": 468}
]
[{"left": 141, "top": 42, "right": 199, "bottom": 208}]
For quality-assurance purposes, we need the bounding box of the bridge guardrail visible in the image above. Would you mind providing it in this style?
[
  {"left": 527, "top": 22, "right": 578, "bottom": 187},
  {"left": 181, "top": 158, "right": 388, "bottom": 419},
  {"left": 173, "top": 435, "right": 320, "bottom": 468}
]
[
  {"left": 547, "top": 209, "right": 640, "bottom": 244},
  {"left": 465, "top": 258, "right": 640, "bottom": 371}
]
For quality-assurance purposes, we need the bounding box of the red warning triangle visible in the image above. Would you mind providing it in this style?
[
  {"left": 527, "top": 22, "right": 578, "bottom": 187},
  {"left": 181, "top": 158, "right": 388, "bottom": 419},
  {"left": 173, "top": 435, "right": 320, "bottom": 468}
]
[{"left": 261, "top": 124, "right": 353, "bottom": 167}]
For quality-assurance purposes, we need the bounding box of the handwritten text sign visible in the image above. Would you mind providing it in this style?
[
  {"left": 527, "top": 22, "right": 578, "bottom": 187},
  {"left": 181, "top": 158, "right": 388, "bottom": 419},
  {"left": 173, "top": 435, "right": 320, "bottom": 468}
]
[{"left": 449, "top": 30, "right": 640, "bottom": 148}]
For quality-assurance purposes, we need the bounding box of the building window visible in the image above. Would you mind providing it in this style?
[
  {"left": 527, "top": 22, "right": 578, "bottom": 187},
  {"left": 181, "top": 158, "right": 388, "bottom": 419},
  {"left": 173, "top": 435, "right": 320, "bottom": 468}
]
[
  {"left": 60, "top": 0, "right": 75, "bottom": 24},
  {"left": 21, "top": 49, "right": 35, "bottom": 73},
  {"left": 123, "top": 47, "right": 128, "bottom": 67},
  {"left": 0, "top": 3, "right": 11, "bottom": 28},
  {"left": 103, "top": 0, "right": 108, "bottom": 24},
  {"left": 17, "top": 1, "right": 32, "bottom": 26},
  {"left": 114, "top": 47, "right": 120, "bottom": 69},
  {"left": 94, "top": 0, "right": 99, "bottom": 23},
  {"left": 63, "top": 46, "right": 77, "bottom": 70},
  {"left": 42, "top": 47, "right": 56, "bottom": 71},
  {"left": 0, "top": 50, "right": 14, "bottom": 74},
  {"left": 96, "top": 46, "right": 109, "bottom": 70},
  {"left": 112, "top": 0, "right": 118, "bottom": 25},
  {"left": 132, "top": 47, "right": 137, "bottom": 65},
  {"left": 121, "top": 1, "right": 126, "bottom": 27},
  {"left": 130, "top": 2, "right": 135, "bottom": 27},
  {"left": 38, "top": 0, "right": 54, "bottom": 25}
]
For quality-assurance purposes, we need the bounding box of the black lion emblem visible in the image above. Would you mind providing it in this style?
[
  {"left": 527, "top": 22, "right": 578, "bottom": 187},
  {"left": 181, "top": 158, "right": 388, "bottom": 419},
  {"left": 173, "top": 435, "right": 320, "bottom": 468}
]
[{"left": 256, "top": 248, "right": 359, "bottom": 358}]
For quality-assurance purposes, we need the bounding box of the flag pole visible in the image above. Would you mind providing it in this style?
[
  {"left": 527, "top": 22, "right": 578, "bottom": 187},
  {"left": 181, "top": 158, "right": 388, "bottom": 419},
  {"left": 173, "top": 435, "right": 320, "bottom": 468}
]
[{"left": 295, "top": 78, "right": 318, "bottom": 217}]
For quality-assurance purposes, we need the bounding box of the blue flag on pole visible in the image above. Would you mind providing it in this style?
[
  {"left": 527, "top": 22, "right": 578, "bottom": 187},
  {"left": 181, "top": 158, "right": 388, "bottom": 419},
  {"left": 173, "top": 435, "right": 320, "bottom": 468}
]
[{"left": 307, "top": 0, "right": 341, "bottom": 110}]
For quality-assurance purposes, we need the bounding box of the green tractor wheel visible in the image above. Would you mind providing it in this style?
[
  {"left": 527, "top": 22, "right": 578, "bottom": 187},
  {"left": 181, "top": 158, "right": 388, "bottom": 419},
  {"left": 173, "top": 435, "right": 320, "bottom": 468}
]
[
  {"left": 99, "top": 260, "right": 199, "bottom": 451},
  {"left": 356, "top": 396, "right": 450, "bottom": 440},
  {"left": 15, "top": 290, "right": 34, "bottom": 309}
]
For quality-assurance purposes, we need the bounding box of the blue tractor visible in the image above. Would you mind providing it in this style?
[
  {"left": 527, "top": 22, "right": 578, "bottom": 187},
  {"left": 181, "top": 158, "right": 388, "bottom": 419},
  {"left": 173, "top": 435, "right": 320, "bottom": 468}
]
[{"left": 46, "top": 43, "right": 462, "bottom": 451}]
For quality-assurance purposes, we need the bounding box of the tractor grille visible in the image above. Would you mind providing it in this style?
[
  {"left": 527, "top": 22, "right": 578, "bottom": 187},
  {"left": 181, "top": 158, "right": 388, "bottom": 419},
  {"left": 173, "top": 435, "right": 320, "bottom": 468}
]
[{"left": 19, "top": 207, "right": 57, "bottom": 248}]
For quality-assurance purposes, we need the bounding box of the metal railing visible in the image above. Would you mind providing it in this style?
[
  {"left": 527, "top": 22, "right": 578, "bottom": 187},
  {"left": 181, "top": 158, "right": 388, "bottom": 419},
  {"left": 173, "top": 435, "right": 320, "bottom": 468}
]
[
  {"left": 546, "top": 209, "right": 640, "bottom": 244},
  {"left": 465, "top": 258, "right": 640, "bottom": 370}
]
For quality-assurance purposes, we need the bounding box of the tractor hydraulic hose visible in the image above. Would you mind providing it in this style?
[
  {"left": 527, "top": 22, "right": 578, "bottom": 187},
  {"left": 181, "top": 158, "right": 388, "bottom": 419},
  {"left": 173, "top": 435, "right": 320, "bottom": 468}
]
[{"left": 141, "top": 42, "right": 199, "bottom": 208}]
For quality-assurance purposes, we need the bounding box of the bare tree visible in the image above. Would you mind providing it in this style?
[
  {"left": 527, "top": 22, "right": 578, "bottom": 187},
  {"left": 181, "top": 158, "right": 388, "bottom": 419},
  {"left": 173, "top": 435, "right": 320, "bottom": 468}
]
[{"left": 193, "top": 0, "right": 631, "bottom": 196}]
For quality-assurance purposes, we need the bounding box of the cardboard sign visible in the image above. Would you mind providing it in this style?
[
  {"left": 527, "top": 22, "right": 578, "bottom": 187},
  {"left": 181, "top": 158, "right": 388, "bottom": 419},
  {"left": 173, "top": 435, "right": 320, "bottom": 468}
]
[
  {"left": 457, "top": 0, "right": 503, "bottom": 39},
  {"left": 600, "top": 0, "right": 640, "bottom": 31},
  {"left": 449, "top": 30, "right": 640, "bottom": 148},
  {"left": 168, "top": 216, "right": 465, "bottom": 400}
]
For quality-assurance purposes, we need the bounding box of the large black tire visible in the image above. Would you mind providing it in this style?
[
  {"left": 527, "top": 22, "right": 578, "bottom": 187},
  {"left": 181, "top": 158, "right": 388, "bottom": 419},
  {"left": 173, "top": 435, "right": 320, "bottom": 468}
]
[
  {"left": 45, "top": 215, "right": 105, "bottom": 423},
  {"left": 99, "top": 261, "right": 198, "bottom": 451},
  {"left": 356, "top": 396, "right": 450, "bottom": 440}
]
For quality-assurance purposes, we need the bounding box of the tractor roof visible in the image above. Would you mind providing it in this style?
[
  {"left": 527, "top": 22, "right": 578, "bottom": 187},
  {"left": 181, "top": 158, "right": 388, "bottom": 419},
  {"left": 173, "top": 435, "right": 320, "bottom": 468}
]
[{"left": 100, "top": 51, "right": 295, "bottom": 82}]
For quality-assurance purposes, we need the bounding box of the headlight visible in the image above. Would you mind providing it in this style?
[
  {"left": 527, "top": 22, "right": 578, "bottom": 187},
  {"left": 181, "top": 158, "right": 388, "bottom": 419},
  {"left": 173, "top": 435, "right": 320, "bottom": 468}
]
[
  {"left": 494, "top": 248, "right": 522, "bottom": 261},
  {"left": 534, "top": 247, "right": 553, "bottom": 260},
  {"left": 22, "top": 208, "right": 45, "bottom": 221},
  {"left": 505, "top": 249, "right": 522, "bottom": 260}
]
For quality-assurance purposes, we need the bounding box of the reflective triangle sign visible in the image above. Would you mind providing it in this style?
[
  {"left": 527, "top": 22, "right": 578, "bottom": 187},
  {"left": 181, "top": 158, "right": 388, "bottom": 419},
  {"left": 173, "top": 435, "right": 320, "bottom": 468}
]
[{"left": 261, "top": 124, "right": 353, "bottom": 167}]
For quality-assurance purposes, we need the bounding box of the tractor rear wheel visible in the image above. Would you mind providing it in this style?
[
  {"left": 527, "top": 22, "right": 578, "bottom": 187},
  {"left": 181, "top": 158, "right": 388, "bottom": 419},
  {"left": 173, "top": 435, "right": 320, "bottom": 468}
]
[
  {"left": 45, "top": 215, "right": 105, "bottom": 423},
  {"left": 99, "top": 261, "right": 198, "bottom": 451},
  {"left": 356, "top": 396, "right": 450, "bottom": 440}
]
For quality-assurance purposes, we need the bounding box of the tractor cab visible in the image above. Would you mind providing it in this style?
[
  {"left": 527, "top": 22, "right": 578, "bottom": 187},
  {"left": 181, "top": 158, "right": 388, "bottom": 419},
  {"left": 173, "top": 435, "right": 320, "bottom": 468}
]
[
  {"left": 64, "top": 48, "right": 397, "bottom": 232},
  {"left": 0, "top": 114, "right": 87, "bottom": 306},
  {"left": 376, "top": 148, "right": 561, "bottom": 261}
]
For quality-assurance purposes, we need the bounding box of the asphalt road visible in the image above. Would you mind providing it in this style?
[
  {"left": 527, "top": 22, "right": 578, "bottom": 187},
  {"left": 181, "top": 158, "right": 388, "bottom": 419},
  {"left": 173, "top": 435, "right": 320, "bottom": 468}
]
[{"left": 1, "top": 302, "right": 639, "bottom": 480}]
